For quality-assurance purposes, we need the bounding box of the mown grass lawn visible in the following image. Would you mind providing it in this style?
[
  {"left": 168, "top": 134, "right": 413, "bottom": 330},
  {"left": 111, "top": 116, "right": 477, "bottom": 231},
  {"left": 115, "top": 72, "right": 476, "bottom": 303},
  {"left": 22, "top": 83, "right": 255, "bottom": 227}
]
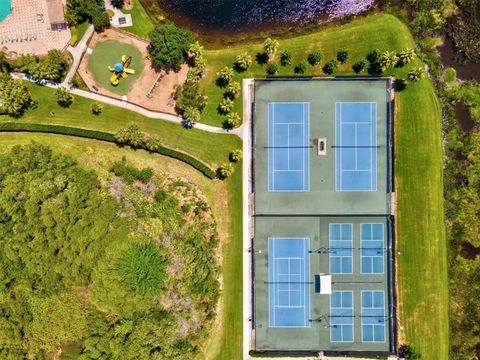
[
  {"left": 200, "top": 13, "right": 422, "bottom": 127},
  {"left": 1, "top": 83, "right": 241, "bottom": 168},
  {"left": 122, "top": 0, "right": 155, "bottom": 39}
]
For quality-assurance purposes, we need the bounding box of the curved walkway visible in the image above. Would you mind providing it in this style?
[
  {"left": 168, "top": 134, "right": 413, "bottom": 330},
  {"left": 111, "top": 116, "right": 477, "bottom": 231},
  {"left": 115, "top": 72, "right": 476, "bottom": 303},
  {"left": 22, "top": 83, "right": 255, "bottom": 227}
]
[{"left": 12, "top": 72, "right": 243, "bottom": 137}]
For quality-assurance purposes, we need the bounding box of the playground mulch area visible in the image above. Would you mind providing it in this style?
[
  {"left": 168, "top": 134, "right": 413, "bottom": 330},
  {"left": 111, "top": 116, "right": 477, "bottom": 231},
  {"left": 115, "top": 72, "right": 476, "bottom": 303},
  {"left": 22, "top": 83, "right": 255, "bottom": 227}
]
[{"left": 78, "top": 28, "right": 187, "bottom": 114}]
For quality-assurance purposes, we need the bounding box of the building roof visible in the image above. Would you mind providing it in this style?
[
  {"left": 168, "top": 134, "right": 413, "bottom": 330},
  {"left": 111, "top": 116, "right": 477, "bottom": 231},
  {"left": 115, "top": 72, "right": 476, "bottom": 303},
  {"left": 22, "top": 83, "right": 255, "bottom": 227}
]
[{"left": 46, "top": 0, "right": 65, "bottom": 25}]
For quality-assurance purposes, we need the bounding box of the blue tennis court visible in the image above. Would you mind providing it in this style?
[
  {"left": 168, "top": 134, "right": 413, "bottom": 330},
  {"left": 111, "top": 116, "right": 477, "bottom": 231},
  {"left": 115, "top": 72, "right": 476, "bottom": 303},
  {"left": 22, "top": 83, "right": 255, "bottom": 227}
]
[
  {"left": 361, "top": 223, "right": 384, "bottom": 274},
  {"left": 361, "top": 291, "right": 386, "bottom": 342},
  {"left": 268, "top": 237, "right": 310, "bottom": 327},
  {"left": 330, "top": 291, "right": 354, "bottom": 342},
  {"left": 335, "top": 102, "right": 377, "bottom": 191},
  {"left": 329, "top": 224, "right": 353, "bottom": 274},
  {"left": 268, "top": 103, "right": 310, "bottom": 192}
]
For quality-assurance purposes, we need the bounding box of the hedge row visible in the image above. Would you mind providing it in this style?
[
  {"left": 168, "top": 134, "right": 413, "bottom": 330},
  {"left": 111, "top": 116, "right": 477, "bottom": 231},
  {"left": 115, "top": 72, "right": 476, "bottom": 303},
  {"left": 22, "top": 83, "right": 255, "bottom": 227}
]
[{"left": 0, "top": 122, "right": 216, "bottom": 179}]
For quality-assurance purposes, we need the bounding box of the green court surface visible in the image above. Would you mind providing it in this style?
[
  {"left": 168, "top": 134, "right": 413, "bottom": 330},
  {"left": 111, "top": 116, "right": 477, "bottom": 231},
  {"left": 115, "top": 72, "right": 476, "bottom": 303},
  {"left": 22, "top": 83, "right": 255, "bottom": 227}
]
[
  {"left": 252, "top": 78, "right": 394, "bottom": 353},
  {"left": 88, "top": 40, "right": 144, "bottom": 95}
]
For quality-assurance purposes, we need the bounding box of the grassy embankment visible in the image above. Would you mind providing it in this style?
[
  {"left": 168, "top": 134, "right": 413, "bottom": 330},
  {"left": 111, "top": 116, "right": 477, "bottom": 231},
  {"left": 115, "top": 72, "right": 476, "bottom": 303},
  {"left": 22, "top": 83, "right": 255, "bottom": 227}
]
[{"left": 122, "top": 0, "right": 156, "bottom": 38}]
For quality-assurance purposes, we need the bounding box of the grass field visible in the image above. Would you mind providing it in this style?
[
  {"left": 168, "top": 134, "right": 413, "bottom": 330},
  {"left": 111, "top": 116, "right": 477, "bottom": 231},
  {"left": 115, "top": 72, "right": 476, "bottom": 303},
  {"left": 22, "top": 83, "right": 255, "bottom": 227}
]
[
  {"left": 0, "top": 132, "right": 243, "bottom": 360},
  {"left": 122, "top": 0, "right": 155, "bottom": 39},
  {"left": 88, "top": 40, "right": 144, "bottom": 95},
  {"left": 70, "top": 21, "right": 90, "bottom": 46},
  {"left": 2, "top": 83, "right": 241, "bottom": 168},
  {"left": 200, "top": 14, "right": 423, "bottom": 127}
]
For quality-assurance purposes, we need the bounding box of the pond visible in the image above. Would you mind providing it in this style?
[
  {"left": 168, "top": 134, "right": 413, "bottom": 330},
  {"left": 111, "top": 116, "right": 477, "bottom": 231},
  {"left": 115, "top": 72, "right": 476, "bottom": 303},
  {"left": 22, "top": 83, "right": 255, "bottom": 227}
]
[{"left": 155, "top": 0, "right": 376, "bottom": 34}]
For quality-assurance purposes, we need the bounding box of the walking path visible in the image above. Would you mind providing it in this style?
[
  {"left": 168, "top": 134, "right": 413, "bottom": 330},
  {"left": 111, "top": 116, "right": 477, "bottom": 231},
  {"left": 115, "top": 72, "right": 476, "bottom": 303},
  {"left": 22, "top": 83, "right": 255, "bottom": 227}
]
[
  {"left": 12, "top": 72, "right": 243, "bottom": 137},
  {"left": 63, "top": 24, "right": 95, "bottom": 86}
]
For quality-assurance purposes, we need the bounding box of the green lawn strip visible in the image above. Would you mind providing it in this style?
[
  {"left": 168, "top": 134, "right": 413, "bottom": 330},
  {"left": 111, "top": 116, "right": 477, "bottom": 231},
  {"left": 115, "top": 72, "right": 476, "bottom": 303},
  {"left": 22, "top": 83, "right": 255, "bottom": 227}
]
[
  {"left": 88, "top": 40, "right": 144, "bottom": 95},
  {"left": 70, "top": 21, "right": 90, "bottom": 46},
  {"left": 200, "top": 13, "right": 416, "bottom": 127},
  {"left": 395, "top": 78, "right": 449, "bottom": 358},
  {"left": 4, "top": 82, "right": 241, "bottom": 167},
  {"left": 0, "top": 123, "right": 216, "bottom": 178},
  {"left": 121, "top": 0, "right": 155, "bottom": 39}
]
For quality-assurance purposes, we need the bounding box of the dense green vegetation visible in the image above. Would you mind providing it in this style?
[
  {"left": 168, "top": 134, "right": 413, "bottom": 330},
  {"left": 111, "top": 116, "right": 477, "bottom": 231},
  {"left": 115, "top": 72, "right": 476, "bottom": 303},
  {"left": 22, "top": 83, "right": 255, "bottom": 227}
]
[
  {"left": 65, "top": 0, "right": 110, "bottom": 31},
  {"left": 0, "top": 143, "right": 220, "bottom": 359},
  {"left": 0, "top": 75, "right": 33, "bottom": 117}
]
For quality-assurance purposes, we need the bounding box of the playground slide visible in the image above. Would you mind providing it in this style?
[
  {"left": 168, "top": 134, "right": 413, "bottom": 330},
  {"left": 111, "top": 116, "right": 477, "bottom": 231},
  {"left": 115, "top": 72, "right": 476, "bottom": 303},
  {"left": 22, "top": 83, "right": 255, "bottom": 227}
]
[
  {"left": 124, "top": 68, "right": 135, "bottom": 74},
  {"left": 110, "top": 74, "right": 119, "bottom": 86}
]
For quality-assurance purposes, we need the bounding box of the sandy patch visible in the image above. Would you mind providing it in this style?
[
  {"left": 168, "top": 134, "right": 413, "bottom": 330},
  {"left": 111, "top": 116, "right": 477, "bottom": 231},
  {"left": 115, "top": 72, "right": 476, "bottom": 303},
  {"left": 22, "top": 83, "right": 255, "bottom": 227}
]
[{"left": 77, "top": 27, "right": 187, "bottom": 114}]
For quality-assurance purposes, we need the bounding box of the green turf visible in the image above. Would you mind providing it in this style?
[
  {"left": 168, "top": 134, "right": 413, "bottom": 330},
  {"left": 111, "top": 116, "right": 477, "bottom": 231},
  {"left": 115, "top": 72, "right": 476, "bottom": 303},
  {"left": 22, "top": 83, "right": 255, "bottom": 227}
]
[
  {"left": 70, "top": 21, "right": 90, "bottom": 46},
  {"left": 199, "top": 14, "right": 422, "bottom": 128},
  {"left": 88, "top": 40, "right": 144, "bottom": 95},
  {"left": 2, "top": 83, "right": 241, "bottom": 168},
  {"left": 122, "top": 0, "right": 155, "bottom": 39},
  {"left": 395, "top": 76, "right": 449, "bottom": 358}
]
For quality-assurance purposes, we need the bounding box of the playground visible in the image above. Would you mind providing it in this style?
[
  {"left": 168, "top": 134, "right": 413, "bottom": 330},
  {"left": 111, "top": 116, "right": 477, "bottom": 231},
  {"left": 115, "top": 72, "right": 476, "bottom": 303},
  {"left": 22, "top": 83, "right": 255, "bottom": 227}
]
[{"left": 78, "top": 28, "right": 188, "bottom": 114}]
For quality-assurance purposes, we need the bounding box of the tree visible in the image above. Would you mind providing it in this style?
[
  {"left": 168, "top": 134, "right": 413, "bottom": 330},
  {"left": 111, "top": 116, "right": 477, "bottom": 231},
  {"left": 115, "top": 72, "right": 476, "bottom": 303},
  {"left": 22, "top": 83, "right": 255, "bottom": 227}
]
[
  {"left": 175, "top": 80, "right": 208, "bottom": 113},
  {"left": 366, "top": 49, "right": 383, "bottom": 76},
  {"left": 91, "top": 101, "right": 103, "bottom": 115},
  {"left": 408, "top": 67, "right": 424, "bottom": 82},
  {"left": 337, "top": 49, "right": 349, "bottom": 64},
  {"left": 397, "top": 48, "right": 416, "bottom": 67},
  {"left": 31, "top": 50, "right": 69, "bottom": 82},
  {"left": 217, "top": 163, "right": 234, "bottom": 179},
  {"left": 224, "top": 112, "right": 241, "bottom": 129},
  {"left": 65, "top": 0, "right": 104, "bottom": 26},
  {"left": 352, "top": 60, "right": 366, "bottom": 74},
  {"left": 225, "top": 81, "right": 241, "bottom": 99},
  {"left": 92, "top": 11, "right": 110, "bottom": 32},
  {"left": 280, "top": 49, "right": 292, "bottom": 66},
  {"left": 396, "top": 78, "right": 408, "bottom": 91},
  {"left": 0, "top": 51, "right": 11, "bottom": 73},
  {"left": 183, "top": 106, "right": 201, "bottom": 123},
  {"left": 322, "top": 59, "right": 339, "bottom": 75},
  {"left": 263, "top": 37, "right": 279, "bottom": 59},
  {"left": 366, "top": 49, "right": 381, "bottom": 64},
  {"left": 216, "top": 66, "right": 234, "bottom": 87},
  {"left": 307, "top": 50, "right": 323, "bottom": 66},
  {"left": 380, "top": 50, "right": 398, "bottom": 69},
  {"left": 229, "top": 149, "right": 242, "bottom": 162},
  {"left": 0, "top": 75, "right": 33, "bottom": 117},
  {"left": 266, "top": 63, "right": 278, "bottom": 75},
  {"left": 294, "top": 61, "right": 307, "bottom": 74},
  {"left": 234, "top": 52, "right": 252, "bottom": 72},
  {"left": 56, "top": 87, "right": 74, "bottom": 107},
  {"left": 218, "top": 98, "right": 234, "bottom": 115},
  {"left": 114, "top": 123, "right": 146, "bottom": 147},
  {"left": 148, "top": 22, "right": 193, "bottom": 71}
]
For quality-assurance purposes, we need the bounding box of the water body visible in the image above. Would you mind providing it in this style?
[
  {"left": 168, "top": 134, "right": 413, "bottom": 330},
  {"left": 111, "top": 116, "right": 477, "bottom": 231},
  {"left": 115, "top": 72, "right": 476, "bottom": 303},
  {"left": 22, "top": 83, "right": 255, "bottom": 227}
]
[
  {"left": 156, "top": 0, "right": 375, "bottom": 34},
  {"left": 0, "top": 0, "right": 12, "bottom": 22}
]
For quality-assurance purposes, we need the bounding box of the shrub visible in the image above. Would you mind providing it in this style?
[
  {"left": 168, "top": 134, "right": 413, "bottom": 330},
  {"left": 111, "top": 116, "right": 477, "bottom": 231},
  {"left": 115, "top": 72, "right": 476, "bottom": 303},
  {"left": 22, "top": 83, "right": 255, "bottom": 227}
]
[
  {"left": 408, "top": 67, "right": 424, "bottom": 82},
  {"left": 115, "top": 123, "right": 146, "bottom": 148},
  {"left": 263, "top": 37, "right": 279, "bottom": 57},
  {"left": 366, "top": 49, "right": 384, "bottom": 76},
  {"left": 183, "top": 106, "right": 201, "bottom": 123},
  {"left": 234, "top": 52, "right": 252, "bottom": 72},
  {"left": 148, "top": 22, "right": 193, "bottom": 71},
  {"left": 188, "top": 41, "right": 204, "bottom": 59},
  {"left": 294, "top": 61, "right": 307, "bottom": 74},
  {"left": 56, "top": 87, "right": 74, "bottom": 107},
  {"left": 266, "top": 63, "right": 278, "bottom": 75},
  {"left": 307, "top": 50, "right": 323, "bottom": 66},
  {"left": 366, "top": 49, "right": 381, "bottom": 64},
  {"left": 396, "top": 78, "right": 408, "bottom": 91},
  {"left": 337, "top": 49, "right": 349, "bottom": 64},
  {"left": 110, "top": 159, "right": 153, "bottom": 184},
  {"left": 137, "top": 168, "right": 154, "bottom": 183},
  {"left": 280, "top": 49, "right": 292, "bottom": 66},
  {"left": 224, "top": 112, "right": 241, "bottom": 129},
  {"left": 443, "top": 67, "right": 457, "bottom": 83},
  {"left": 216, "top": 66, "right": 234, "bottom": 87},
  {"left": 218, "top": 98, "right": 234, "bottom": 115},
  {"left": 352, "top": 60, "right": 366, "bottom": 74},
  {"left": 91, "top": 101, "right": 103, "bottom": 115},
  {"left": 31, "top": 50, "right": 69, "bottom": 82},
  {"left": 217, "top": 163, "right": 234, "bottom": 179},
  {"left": 322, "top": 59, "right": 338, "bottom": 75},
  {"left": 229, "top": 149, "right": 242, "bottom": 162},
  {"left": 116, "top": 244, "right": 167, "bottom": 296},
  {"left": 92, "top": 11, "right": 110, "bottom": 31}
]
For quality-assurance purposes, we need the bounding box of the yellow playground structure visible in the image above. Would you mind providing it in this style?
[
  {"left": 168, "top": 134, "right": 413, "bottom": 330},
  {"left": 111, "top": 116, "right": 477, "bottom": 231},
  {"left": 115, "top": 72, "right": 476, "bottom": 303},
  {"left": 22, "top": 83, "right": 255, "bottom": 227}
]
[{"left": 108, "top": 55, "right": 135, "bottom": 86}]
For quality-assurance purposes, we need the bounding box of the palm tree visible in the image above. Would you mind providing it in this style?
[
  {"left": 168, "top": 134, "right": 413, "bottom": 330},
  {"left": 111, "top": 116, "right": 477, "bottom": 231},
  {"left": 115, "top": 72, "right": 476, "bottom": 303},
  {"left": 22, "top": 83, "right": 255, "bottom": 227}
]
[
  {"left": 263, "top": 37, "right": 279, "bottom": 60},
  {"left": 218, "top": 98, "right": 234, "bottom": 114},
  {"left": 225, "top": 112, "right": 241, "bottom": 128},
  {"left": 380, "top": 51, "right": 398, "bottom": 69},
  {"left": 407, "top": 67, "right": 424, "bottom": 82},
  {"left": 397, "top": 48, "right": 416, "bottom": 66},
  {"left": 234, "top": 52, "right": 252, "bottom": 72},
  {"left": 216, "top": 66, "right": 234, "bottom": 87},
  {"left": 189, "top": 41, "right": 204, "bottom": 59},
  {"left": 226, "top": 81, "right": 241, "bottom": 98}
]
